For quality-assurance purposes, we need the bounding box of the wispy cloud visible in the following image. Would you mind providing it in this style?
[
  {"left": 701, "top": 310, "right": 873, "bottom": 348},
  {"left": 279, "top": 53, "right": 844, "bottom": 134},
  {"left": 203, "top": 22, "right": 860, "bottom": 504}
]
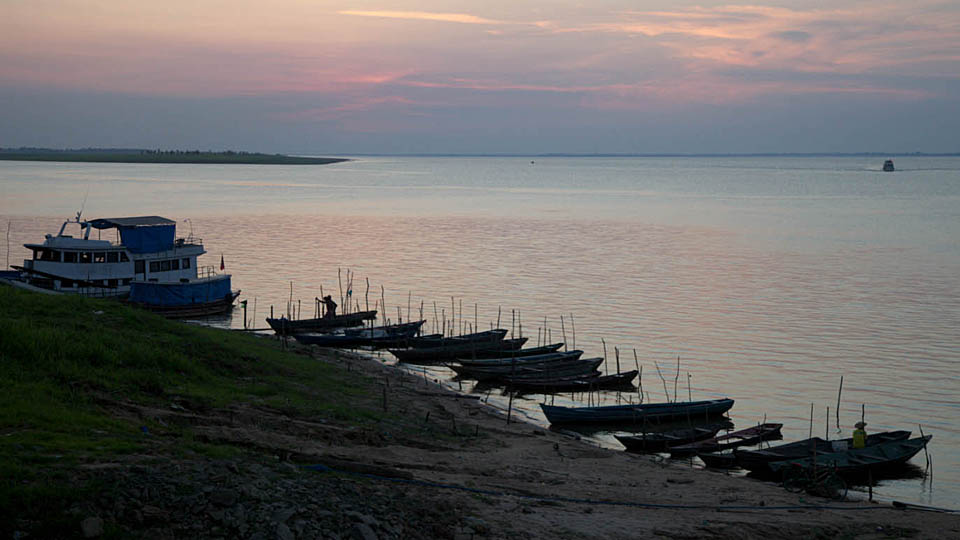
[{"left": 338, "top": 10, "right": 503, "bottom": 25}]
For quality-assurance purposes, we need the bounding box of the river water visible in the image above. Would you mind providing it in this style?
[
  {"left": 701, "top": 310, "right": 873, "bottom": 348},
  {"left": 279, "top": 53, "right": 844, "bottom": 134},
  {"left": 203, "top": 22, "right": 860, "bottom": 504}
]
[{"left": 2, "top": 156, "right": 958, "bottom": 507}]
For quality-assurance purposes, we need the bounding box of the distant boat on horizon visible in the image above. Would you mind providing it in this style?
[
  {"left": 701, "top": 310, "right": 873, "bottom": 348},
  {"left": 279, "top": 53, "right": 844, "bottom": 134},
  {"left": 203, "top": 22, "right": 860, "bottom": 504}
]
[{"left": 883, "top": 159, "right": 895, "bottom": 172}]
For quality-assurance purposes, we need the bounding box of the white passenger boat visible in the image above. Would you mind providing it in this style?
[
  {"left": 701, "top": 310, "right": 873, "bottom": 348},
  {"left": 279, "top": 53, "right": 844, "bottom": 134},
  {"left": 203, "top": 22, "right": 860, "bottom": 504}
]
[{"left": 3, "top": 215, "right": 239, "bottom": 316}]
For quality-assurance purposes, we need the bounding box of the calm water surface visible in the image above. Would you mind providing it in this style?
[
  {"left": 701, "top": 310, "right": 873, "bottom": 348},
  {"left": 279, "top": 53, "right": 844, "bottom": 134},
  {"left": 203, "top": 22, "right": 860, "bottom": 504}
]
[{"left": 2, "top": 156, "right": 958, "bottom": 507}]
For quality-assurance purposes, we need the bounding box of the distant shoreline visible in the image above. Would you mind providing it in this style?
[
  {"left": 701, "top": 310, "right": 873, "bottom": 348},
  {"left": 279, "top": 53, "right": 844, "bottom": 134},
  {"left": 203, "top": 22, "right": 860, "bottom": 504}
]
[
  {"left": 0, "top": 148, "right": 349, "bottom": 165},
  {"left": 345, "top": 152, "right": 960, "bottom": 158}
]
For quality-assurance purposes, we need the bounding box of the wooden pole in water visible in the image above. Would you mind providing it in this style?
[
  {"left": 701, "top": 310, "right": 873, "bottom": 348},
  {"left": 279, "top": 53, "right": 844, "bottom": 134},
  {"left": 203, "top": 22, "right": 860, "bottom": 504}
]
[
  {"left": 809, "top": 403, "right": 814, "bottom": 439},
  {"left": 511, "top": 309, "right": 515, "bottom": 339},
  {"left": 496, "top": 306, "right": 501, "bottom": 328},
  {"left": 337, "top": 268, "right": 343, "bottom": 311},
  {"left": 615, "top": 346, "right": 620, "bottom": 374},
  {"left": 826, "top": 406, "right": 830, "bottom": 440},
  {"left": 433, "top": 301, "right": 439, "bottom": 335},
  {"left": 674, "top": 356, "right": 681, "bottom": 402},
  {"left": 634, "top": 350, "right": 643, "bottom": 403},
  {"left": 655, "top": 361, "right": 669, "bottom": 402},
  {"left": 836, "top": 375, "right": 843, "bottom": 432},
  {"left": 687, "top": 373, "right": 692, "bottom": 401},
  {"left": 365, "top": 278, "right": 370, "bottom": 314},
  {"left": 252, "top": 298, "right": 257, "bottom": 329},
  {"left": 459, "top": 298, "right": 463, "bottom": 335},
  {"left": 569, "top": 314, "right": 576, "bottom": 351},
  {"left": 919, "top": 424, "right": 931, "bottom": 475},
  {"left": 507, "top": 392, "right": 514, "bottom": 424},
  {"left": 601, "top": 338, "right": 607, "bottom": 373},
  {"left": 474, "top": 303, "right": 478, "bottom": 336},
  {"left": 518, "top": 310, "right": 522, "bottom": 339},
  {"left": 561, "top": 316, "right": 568, "bottom": 352}
]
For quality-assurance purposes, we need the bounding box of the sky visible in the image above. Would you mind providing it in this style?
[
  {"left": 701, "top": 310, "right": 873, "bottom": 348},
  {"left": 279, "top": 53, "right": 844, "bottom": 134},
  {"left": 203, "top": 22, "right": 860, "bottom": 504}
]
[{"left": 1, "top": 0, "right": 959, "bottom": 154}]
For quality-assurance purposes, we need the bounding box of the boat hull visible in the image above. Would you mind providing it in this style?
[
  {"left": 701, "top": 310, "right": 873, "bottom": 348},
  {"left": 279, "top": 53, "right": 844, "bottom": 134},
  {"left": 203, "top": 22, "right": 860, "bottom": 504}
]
[{"left": 540, "top": 398, "right": 735, "bottom": 425}]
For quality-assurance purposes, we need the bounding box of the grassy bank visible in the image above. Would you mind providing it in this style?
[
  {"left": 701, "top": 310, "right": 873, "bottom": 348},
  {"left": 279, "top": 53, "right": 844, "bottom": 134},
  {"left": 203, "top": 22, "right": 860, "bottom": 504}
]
[
  {"left": 0, "top": 286, "right": 379, "bottom": 534},
  {"left": 0, "top": 149, "right": 348, "bottom": 165}
]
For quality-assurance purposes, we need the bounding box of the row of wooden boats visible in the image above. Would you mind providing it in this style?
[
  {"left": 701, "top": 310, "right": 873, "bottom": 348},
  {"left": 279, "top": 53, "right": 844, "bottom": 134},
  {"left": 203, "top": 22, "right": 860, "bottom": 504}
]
[
  {"left": 272, "top": 313, "right": 642, "bottom": 393},
  {"left": 538, "top": 398, "right": 931, "bottom": 483},
  {"left": 270, "top": 310, "right": 933, "bottom": 486}
]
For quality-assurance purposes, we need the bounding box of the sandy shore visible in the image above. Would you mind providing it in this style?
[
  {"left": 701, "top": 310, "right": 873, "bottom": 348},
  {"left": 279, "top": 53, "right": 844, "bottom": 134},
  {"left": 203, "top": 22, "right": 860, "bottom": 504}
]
[
  {"left": 256, "top": 347, "right": 960, "bottom": 539},
  {"left": 73, "top": 344, "right": 960, "bottom": 539}
]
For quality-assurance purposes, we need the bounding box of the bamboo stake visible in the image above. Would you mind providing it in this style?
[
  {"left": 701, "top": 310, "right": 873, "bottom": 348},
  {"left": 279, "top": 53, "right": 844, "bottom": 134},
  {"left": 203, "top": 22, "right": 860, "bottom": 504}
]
[
  {"left": 674, "top": 356, "right": 681, "bottom": 402},
  {"left": 518, "top": 310, "right": 522, "bottom": 339},
  {"left": 687, "top": 373, "right": 692, "bottom": 401},
  {"left": 601, "top": 338, "right": 607, "bottom": 373},
  {"left": 511, "top": 309, "right": 515, "bottom": 339},
  {"left": 459, "top": 298, "right": 463, "bottom": 336},
  {"left": 497, "top": 306, "right": 501, "bottom": 328},
  {"left": 615, "top": 347, "right": 620, "bottom": 374},
  {"left": 654, "top": 361, "right": 670, "bottom": 402},
  {"left": 433, "top": 301, "right": 439, "bottom": 335},
  {"left": 826, "top": 406, "right": 830, "bottom": 440},
  {"left": 634, "top": 349, "right": 643, "bottom": 403},
  {"left": 569, "top": 313, "right": 576, "bottom": 350},
  {"left": 836, "top": 375, "right": 843, "bottom": 432},
  {"left": 561, "top": 316, "right": 568, "bottom": 352},
  {"left": 809, "top": 403, "right": 814, "bottom": 439},
  {"left": 338, "top": 268, "right": 344, "bottom": 311},
  {"left": 919, "top": 424, "right": 931, "bottom": 475},
  {"left": 474, "top": 303, "right": 478, "bottom": 336},
  {"left": 365, "top": 278, "right": 370, "bottom": 313}
]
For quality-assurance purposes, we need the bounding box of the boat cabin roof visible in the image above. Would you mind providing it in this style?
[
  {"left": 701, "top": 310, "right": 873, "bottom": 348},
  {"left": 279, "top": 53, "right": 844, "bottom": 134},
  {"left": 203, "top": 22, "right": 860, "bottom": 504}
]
[{"left": 89, "top": 216, "right": 175, "bottom": 229}]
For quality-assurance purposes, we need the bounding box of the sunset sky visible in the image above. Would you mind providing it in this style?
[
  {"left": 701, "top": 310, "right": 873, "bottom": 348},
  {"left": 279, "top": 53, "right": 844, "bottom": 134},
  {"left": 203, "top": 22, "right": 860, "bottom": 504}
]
[{"left": 2, "top": 0, "right": 959, "bottom": 154}]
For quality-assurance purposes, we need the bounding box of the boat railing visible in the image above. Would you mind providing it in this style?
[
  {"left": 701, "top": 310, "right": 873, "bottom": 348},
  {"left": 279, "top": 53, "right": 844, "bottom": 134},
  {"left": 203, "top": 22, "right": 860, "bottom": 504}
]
[
  {"left": 197, "top": 265, "right": 220, "bottom": 279},
  {"left": 175, "top": 235, "right": 203, "bottom": 247}
]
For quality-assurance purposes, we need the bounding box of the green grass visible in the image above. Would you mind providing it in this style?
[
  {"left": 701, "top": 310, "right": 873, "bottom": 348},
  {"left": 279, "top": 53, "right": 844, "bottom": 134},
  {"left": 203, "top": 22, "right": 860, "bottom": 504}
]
[
  {"left": 0, "top": 151, "right": 347, "bottom": 165},
  {"left": 0, "top": 285, "right": 382, "bottom": 534}
]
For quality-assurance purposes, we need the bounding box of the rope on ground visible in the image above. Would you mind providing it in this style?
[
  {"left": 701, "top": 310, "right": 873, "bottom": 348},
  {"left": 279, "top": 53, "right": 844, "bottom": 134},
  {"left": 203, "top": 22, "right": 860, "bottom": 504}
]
[{"left": 303, "top": 463, "right": 896, "bottom": 512}]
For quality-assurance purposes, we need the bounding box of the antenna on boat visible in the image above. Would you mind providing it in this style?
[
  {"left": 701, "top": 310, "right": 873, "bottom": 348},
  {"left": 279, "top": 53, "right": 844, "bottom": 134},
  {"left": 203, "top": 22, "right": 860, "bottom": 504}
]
[
  {"left": 77, "top": 187, "right": 90, "bottom": 223},
  {"left": 184, "top": 218, "right": 194, "bottom": 238}
]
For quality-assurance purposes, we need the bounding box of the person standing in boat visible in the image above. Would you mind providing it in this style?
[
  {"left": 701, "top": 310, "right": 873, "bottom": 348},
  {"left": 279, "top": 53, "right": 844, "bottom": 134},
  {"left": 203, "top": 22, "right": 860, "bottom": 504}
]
[
  {"left": 322, "top": 295, "right": 338, "bottom": 319},
  {"left": 853, "top": 421, "right": 867, "bottom": 449}
]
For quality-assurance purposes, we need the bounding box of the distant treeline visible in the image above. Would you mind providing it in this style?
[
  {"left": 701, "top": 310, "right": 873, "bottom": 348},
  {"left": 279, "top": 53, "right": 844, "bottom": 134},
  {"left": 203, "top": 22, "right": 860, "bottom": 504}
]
[{"left": 0, "top": 147, "right": 348, "bottom": 165}]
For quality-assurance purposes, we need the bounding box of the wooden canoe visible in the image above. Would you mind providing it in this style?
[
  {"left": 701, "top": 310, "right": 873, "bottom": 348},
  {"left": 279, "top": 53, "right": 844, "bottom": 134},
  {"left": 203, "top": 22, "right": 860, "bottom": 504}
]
[
  {"left": 669, "top": 423, "right": 783, "bottom": 456},
  {"left": 539, "top": 398, "right": 735, "bottom": 426},
  {"left": 615, "top": 424, "right": 726, "bottom": 453},
  {"left": 266, "top": 310, "right": 377, "bottom": 335},
  {"left": 735, "top": 430, "right": 912, "bottom": 474}
]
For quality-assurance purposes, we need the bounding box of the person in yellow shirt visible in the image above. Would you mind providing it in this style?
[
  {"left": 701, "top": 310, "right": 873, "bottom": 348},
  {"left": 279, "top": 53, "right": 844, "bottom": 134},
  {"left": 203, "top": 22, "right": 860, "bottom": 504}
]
[{"left": 852, "top": 421, "right": 867, "bottom": 449}]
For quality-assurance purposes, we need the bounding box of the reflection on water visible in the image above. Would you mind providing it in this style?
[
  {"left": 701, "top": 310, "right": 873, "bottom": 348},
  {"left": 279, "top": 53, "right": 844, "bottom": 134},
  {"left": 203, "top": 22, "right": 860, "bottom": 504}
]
[{"left": 1, "top": 156, "right": 959, "bottom": 508}]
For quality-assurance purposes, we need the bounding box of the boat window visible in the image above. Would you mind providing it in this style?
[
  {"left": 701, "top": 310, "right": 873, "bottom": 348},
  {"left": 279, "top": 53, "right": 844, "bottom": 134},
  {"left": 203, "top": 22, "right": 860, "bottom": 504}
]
[
  {"left": 39, "top": 249, "right": 61, "bottom": 262},
  {"left": 171, "top": 259, "right": 180, "bottom": 270},
  {"left": 160, "top": 260, "right": 171, "bottom": 272},
  {"left": 120, "top": 252, "right": 130, "bottom": 262},
  {"left": 63, "top": 251, "right": 78, "bottom": 263},
  {"left": 80, "top": 252, "right": 92, "bottom": 264},
  {"left": 107, "top": 252, "right": 119, "bottom": 263},
  {"left": 134, "top": 260, "right": 145, "bottom": 274},
  {"left": 182, "top": 258, "right": 191, "bottom": 269},
  {"left": 94, "top": 252, "right": 106, "bottom": 263},
  {"left": 149, "top": 261, "right": 161, "bottom": 272}
]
